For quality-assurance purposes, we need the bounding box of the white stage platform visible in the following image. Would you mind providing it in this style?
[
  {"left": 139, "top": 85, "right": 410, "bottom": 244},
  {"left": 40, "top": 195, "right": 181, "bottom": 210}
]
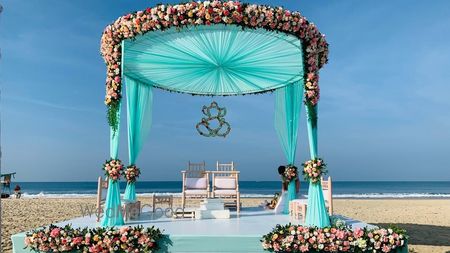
[
  {"left": 57, "top": 207, "right": 376, "bottom": 236},
  {"left": 12, "top": 207, "right": 377, "bottom": 253}
]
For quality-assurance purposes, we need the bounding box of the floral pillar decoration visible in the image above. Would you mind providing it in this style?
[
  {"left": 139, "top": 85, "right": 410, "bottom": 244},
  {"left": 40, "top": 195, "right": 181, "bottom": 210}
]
[
  {"left": 101, "top": 159, "right": 125, "bottom": 227},
  {"left": 123, "top": 165, "right": 140, "bottom": 201}
]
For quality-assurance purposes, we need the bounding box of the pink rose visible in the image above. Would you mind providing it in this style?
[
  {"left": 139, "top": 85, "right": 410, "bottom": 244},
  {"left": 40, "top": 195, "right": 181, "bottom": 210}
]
[
  {"left": 354, "top": 228, "right": 364, "bottom": 238},
  {"left": 300, "top": 245, "right": 309, "bottom": 252},
  {"left": 119, "top": 227, "right": 128, "bottom": 234},
  {"left": 50, "top": 228, "right": 61, "bottom": 238},
  {"left": 382, "top": 245, "right": 391, "bottom": 252},
  {"left": 73, "top": 236, "right": 83, "bottom": 244}
]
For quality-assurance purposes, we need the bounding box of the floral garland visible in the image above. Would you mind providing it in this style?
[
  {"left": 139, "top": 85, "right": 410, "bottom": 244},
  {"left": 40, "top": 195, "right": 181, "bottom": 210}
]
[
  {"left": 125, "top": 165, "right": 141, "bottom": 183},
  {"left": 282, "top": 165, "right": 298, "bottom": 184},
  {"left": 100, "top": 1, "right": 329, "bottom": 130},
  {"left": 103, "top": 159, "right": 124, "bottom": 182},
  {"left": 24, "top": 224, "right": 163, "bottom": 253},
  {"left": 302, "top": 158, "right": 327, "bottom": 184},
  {"left": 261, "top": 223, "right": 408, "bottom": 253}
]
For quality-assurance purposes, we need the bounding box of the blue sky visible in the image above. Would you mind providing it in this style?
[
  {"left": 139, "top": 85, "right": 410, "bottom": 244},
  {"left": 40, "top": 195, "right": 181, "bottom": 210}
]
[{"left": 1, "top": 0, "right": 450, "bottom": 181}]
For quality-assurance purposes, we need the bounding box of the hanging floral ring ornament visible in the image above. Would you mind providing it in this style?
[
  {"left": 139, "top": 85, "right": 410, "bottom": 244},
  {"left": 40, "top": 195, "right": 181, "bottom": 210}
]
[
  {"left": 302, "top": 158, "right": 327, "bottom": 184},
  {"left": 124, "top": 165, "right": 141, "bottom": 183},
  {"left": 103, "top": 159, "right": 123, "bottom": 182},
  {"left": 100, "top": 1, "right": 329, "bottom": 131},
  {"left": 282, "top": 165, "right": 298, "bottom": 184},
  {"left": 196, "top": 101, "right": 231, "bottom": 137}
]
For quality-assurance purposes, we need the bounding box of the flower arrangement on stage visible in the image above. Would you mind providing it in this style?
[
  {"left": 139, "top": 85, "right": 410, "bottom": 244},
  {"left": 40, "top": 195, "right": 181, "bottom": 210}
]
[
  {"left": 302, "top": 158, "right": 327, "bottom": 184},
  {"left": 100, "top": 1, "right": 329, "bottom": 130},
  {"left": 282, "top": 165, "right": 298, "bottom": 184},
  {"left": 125, "top": 165, "right": 141, "bottom": 183},
  {"left": 103, "top": 159, "right": 123, "bottom": 182},
  {"left": 261, "top": 224, "right": 408, "bottom": 253},
  {"left": 24, "top": 224, "right": 163, "bottom": 253}
]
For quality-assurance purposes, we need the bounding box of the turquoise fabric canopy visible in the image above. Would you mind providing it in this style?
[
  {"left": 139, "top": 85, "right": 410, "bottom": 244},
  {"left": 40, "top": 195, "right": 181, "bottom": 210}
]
[
  {"left": 103, "top": 23, "right": 330, "bottom": 228},
  {"left": 123, "top": 24, "right": 304, "bottom": 95}
]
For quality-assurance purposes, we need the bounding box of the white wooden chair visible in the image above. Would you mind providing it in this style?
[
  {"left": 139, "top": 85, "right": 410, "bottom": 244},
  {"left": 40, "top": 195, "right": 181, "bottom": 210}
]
[
  {"left": 211, "top": 161, "right": 240, "bottom": 214},
  {"left": 96, "top": 176, "right": 108, "bottom": 222},
  {"left": 181, "top": 161, "right": 210, "bottom": 209},
  {"left": 216, "top": 161, "right": 235, "bottom": 172},
  {"left": 152, "top": 194, "right": 173, "bottom": 212},
  {"left": 289, "top": 176, "right": 333, "bottom": 221}
]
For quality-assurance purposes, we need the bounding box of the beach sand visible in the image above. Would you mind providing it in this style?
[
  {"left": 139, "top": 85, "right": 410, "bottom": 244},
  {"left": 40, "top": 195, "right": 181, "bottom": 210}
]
[{"left": 2, "top": 198, "right": 450, "bottom": 253}]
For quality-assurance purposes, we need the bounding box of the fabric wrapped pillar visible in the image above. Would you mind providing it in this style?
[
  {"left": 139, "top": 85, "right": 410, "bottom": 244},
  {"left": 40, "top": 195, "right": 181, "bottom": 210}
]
[
  {"left": 304, "top": 104, "right": 330, "bottom": 227},
  {"left": 124, "top": 77, "right": 153, "bottom": 201},
  {"left": 101, "top": 106, "right": 125, "bottom": 227},
  {"left": 274, "top": 81, "right": 303, "bottom": 214}
]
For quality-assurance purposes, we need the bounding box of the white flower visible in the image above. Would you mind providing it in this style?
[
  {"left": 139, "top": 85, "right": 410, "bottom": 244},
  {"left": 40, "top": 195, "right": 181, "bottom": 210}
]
[{"left": 357, "top": 238, "right": 367, "bottom": 249}]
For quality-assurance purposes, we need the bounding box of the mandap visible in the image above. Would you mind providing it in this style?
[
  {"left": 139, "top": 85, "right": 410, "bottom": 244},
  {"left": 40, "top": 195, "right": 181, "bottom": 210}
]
[{"left": 100, "top": 1, "right": 330, "bottom": 228}]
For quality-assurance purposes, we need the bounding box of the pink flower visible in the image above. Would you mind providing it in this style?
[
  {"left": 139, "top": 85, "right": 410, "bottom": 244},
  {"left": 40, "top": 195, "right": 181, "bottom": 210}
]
[
  {"left": 50, "top": 228, "right": 61, "bottom": 238},
  {"left": 354, "top": 228, "right": 364, "bottom": 238},
  {"left": 72, "top": 236, "right": 83, "bottom": 245},
  {"left": 336, "top": 230, "right": 346, "bottom": 240},
  {"left": 382, "top": 245, "right": 391, "bottom": 252},
  {"left": 120, "top": 226, "right": 128, "bottom": 234},
  {"left": 300, "top": 245, "right": 309, "bottom": 252}
]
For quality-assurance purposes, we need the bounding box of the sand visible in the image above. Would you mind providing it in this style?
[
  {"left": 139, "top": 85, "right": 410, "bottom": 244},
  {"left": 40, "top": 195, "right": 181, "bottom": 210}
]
[{"left": 2, "top": 198, "right": 450, "bottom": 253}]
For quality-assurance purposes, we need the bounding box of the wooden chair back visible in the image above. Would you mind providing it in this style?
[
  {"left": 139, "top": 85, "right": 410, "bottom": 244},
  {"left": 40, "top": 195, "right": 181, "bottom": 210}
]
[
  {"left": 96, "top": 176, "right": 108, "bottom": 221},
  {"left": 216, "top": 161, "right": 234, "bottom": 176},
  {"left": 152, "top": 194, "right": 173, "bottom": 212},
  {"left": 321, "top": 176, "right": 333, "bottom": 215},
  {"left": 186, "top": 161, "right": 206, "bottom": 178}
]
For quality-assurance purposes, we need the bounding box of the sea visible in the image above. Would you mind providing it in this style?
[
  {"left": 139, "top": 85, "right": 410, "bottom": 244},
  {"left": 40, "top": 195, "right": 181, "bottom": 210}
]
[{"left": 7, "top": 181, "right": 450, "bottom": 199}]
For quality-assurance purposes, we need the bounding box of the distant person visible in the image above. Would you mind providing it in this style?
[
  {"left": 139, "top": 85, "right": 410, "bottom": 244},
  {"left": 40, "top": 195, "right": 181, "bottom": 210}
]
[{"left": 14, "top": 184, "right": 21, "bottom": 199}]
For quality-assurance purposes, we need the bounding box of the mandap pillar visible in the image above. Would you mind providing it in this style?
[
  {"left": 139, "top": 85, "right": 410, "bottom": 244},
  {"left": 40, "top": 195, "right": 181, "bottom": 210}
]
[
  {"left": 101, "top": 108, "right": 125, "bottom": 227},
  {"left": 304, "top": 104, "right": 330, "bottom": 227}
]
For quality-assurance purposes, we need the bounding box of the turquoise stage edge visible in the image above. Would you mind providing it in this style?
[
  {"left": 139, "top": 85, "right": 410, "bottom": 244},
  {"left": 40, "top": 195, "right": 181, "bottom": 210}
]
[{"left": 11, "top": 232, "right": 408, "bottom": 253}]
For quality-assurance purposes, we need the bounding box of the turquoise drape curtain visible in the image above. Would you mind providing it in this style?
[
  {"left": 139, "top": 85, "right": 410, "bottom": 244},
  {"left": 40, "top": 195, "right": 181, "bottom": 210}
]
[
  {"left": 304, "top": 104, "right": 330, "bottom": 227},
  {"left": 123, "top": 24, "right": 304, "bottom": 96},
  {"left": 274, "top": 81, "right": 303, "bottom": 214},
  {"left": 123, "top": 76, "right": 153, "bottom": 201},
  {"left": 101, "top": 106, "right": 125, "bottom": 227}
]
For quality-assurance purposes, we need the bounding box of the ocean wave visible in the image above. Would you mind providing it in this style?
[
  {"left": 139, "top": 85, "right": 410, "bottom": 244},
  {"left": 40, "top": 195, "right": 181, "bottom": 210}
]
[{"left": 17, "top": 192, "right": 450, "bottom": 199}]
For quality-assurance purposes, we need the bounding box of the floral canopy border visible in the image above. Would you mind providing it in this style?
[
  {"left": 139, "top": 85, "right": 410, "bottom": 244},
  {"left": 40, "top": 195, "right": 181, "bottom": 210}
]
[{"left": 100, "top": 1, "right": 329, "bottom": 129}]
